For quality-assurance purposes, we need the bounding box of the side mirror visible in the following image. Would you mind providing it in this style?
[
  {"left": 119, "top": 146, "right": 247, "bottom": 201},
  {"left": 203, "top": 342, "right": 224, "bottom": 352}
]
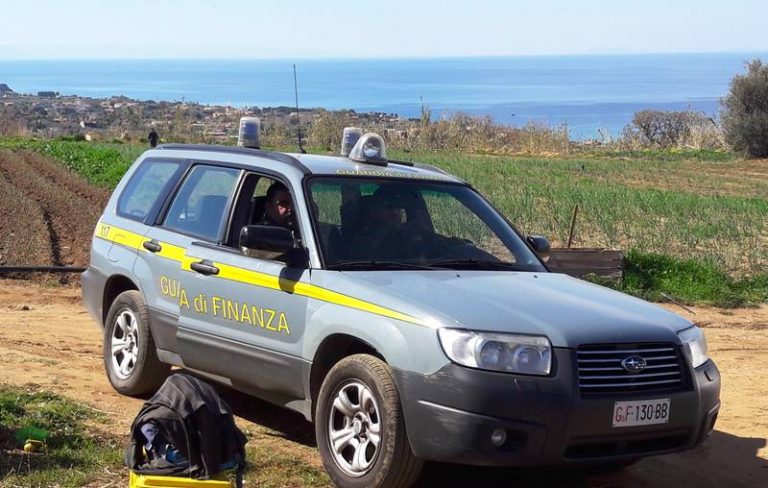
[
  {"left": 527, "top": 235, "right": 551, "bottom": 261},
  {"left": 240, "top": 225, "right": 295, "bottom": 253}
]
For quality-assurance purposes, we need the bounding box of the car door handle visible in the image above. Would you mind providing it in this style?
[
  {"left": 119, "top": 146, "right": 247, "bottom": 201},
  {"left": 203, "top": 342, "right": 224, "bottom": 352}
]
[
  {"left": 142, "top": 240, "right": 162, "bottom": 253},
  {"left": 190, "top": 260, "right": 219, "bottom": 276}
]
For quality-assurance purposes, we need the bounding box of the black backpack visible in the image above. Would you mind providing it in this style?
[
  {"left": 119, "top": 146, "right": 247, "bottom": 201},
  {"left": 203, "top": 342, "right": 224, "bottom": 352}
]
[{"left": 125, "top": 374, "right": 247, "bottom": 486}]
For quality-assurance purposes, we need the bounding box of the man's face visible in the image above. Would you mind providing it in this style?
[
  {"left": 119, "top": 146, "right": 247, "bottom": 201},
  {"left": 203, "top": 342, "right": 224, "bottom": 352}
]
[{"left": 266, "top": 190, "right": 293, "bottom": 226}]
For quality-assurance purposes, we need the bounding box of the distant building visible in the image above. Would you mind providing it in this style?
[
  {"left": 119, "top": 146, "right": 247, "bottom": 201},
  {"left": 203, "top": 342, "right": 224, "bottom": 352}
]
[{"left": 37, "top": 91, "right": 59, "bottom": 98}]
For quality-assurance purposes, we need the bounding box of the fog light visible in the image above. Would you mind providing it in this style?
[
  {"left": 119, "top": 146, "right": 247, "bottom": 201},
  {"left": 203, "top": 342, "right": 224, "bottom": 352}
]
[{"left": 491, "top": 428, "right": 507, "bottom": 447}]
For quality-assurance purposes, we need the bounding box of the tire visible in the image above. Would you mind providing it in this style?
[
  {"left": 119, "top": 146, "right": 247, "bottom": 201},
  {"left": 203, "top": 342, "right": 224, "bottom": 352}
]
[
  {"left": 103, "top": 290, "right": 170, "bottom": 396},
  {"left": 315, "top": 354, "right": 423, "bottom": 488}
]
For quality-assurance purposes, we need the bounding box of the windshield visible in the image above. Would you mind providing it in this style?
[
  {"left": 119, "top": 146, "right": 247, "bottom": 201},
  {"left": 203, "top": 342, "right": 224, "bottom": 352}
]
[{"left": 307, "top": 177, "right": 547, "bottom": 272}]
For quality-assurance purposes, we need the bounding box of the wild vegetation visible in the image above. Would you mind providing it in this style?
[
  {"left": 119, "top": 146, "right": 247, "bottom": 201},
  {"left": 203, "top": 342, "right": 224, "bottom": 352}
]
[
  {"left": 0, "top": 135, "right": 764, "bottom": 307},
  {"left": 722, "top": 59, "right": 768, "bottom": 157}
]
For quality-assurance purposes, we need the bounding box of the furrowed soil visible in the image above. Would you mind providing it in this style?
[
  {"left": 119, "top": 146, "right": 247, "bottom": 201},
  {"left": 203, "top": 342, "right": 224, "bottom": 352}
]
[
  {"left": 0, "top": 280, "right": 766, "bottom": 488},
  {"left": 0, "top": 150, "right": 109, "bottom": 268}
]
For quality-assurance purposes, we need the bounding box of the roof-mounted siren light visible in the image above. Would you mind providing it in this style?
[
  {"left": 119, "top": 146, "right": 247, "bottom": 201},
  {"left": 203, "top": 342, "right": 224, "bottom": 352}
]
[
  {"left": 340, "top": 127, "right": 363, "bottom": 156},
  {"left": 348, "top": 132, "right": 388, "bottom": 165},
  {"left": 237, "top": 116, "right": 261, "bottom": 149}
]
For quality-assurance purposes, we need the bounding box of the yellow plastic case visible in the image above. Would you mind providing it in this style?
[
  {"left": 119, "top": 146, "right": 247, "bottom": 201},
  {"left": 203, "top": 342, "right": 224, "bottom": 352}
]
[{"left": 129, "top": 471, "right": 234, "bottom": 488}]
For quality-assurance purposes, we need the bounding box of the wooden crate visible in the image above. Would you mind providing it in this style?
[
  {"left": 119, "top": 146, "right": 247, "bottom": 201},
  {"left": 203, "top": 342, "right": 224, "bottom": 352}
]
[{"left": 546, "top": 248, "right": 624, "bottom": 280}]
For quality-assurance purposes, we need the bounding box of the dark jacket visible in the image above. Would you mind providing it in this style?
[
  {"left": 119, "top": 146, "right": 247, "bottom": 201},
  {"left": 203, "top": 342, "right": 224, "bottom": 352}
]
[{"left": 126, "top": 374, "right": 246, "bottom": 483}]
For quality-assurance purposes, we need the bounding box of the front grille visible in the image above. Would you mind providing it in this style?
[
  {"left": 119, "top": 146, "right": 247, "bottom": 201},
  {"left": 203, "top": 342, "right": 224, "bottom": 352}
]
[{"left": 577, "top": 343, "right": 686, "bottom": 394}]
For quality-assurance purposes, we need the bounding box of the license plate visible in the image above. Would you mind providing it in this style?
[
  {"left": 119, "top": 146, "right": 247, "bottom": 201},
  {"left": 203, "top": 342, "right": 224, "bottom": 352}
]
[{"left": 612, "top": 398, "right": 670, "bottom": 427}]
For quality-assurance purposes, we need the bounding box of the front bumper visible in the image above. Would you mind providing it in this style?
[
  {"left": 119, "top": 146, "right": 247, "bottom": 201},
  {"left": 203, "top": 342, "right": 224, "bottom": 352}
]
[{"left": 393, "top": 349, "right": 720, "bottom": 466}]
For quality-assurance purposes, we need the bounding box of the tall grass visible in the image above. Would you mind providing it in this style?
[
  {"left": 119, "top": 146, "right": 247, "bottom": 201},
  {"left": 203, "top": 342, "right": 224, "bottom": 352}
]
[
  {"left": 393, "top": 150, "right": 768, "bottom": 277},
  {"left": 3, "top": 137, "right": 766, "bottom": 301},
  {"left": 609, "top": 250, "right": 768, "bottom": 308}
]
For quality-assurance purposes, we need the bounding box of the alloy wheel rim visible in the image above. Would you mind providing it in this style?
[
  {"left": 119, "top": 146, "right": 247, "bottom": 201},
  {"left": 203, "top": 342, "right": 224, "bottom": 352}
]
[
  {"left": 110, "top": 309, "right": 139, "bottom": 380},
  {"left": 327, "top": 380, "right": 382, "bottom": 477}
]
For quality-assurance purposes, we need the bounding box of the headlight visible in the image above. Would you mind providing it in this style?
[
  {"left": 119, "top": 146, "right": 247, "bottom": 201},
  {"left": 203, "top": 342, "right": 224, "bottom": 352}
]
[
  {"left": 678, "top": 326, "right": 709, "bottom": 368},
  {"left": 437, "top": 329, "right": 552, "bottom": 375}
]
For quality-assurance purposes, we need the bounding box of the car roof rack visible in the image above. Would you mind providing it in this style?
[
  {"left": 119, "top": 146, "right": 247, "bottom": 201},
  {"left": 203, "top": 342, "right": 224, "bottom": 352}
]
[{"left": 155, "top": 144, "right": 310, "bottom": 174}]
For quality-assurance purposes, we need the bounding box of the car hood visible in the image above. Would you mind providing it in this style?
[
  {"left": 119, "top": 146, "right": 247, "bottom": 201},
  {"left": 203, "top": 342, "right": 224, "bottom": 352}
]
[{"left": 344, "top": 271, "right": 693, "bottom": 348}]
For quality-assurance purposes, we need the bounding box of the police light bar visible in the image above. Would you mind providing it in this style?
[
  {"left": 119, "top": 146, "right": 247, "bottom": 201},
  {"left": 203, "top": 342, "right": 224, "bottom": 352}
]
[
  {"left": 340, "top": 127, "right": 362, "bottom": 156},
  {"left": 348, "top": 133, "right": 387, "bottom": 164},
  {"left": 237, "top": 117, "right": 261, "bottom": 149}
]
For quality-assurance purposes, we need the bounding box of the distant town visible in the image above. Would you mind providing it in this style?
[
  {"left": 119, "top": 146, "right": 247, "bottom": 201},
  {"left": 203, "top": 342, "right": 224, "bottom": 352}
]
[{"left": 0, "top": 83, "right": 411, "bottom": 144}]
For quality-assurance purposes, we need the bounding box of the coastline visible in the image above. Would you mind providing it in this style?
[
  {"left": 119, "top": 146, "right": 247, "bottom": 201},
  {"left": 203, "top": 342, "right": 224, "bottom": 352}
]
[{"left": 1, "top": 53, "right": 758, "bottom": 137}]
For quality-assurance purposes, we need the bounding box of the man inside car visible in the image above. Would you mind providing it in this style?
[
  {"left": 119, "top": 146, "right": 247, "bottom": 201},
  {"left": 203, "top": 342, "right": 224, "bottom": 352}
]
[{"left": 262, "top": 181, "right": 295, "bottom": 229}]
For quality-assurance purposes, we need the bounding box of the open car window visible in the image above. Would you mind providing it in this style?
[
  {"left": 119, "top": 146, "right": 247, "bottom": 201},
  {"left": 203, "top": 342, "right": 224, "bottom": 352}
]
[{"left": 308, "top": 178, "right": 546, "bottom": 272}]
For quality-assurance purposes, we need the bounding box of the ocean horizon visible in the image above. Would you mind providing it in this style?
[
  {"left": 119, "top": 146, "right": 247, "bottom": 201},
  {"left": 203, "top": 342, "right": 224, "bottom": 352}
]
[{"left": 1, "top": 52, "right": 766, "bottom": 139}]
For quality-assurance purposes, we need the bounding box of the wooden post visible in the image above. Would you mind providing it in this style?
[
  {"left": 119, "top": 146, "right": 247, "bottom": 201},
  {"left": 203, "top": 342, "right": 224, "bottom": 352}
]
[{"left": 567, "top": 204, "right": 579, "bottom": 249}]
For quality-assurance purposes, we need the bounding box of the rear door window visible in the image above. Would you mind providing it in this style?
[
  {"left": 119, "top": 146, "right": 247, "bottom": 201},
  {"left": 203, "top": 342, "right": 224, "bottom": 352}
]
[
  {"left": 162, "top": 165, "right": 241, "bottom": 242},
  {"left": 117, "top": 159, "right": 183, "bottom": 221}
]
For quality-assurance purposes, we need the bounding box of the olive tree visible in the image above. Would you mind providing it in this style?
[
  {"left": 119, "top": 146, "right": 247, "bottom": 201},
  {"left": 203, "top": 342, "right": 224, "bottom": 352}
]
[{"left": 721, "top": 60, "right": 768, "bottom": 157}]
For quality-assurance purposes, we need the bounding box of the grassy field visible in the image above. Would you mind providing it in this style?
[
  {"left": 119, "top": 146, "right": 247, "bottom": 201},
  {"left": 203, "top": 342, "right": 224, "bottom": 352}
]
[
  {"left": 0, "top": 385, "right": 332, "bottom": 487},
  {"left": 0, "top": 385, "right": 123, "bottom": 487},
  {"left": 1, "top": 138, "right": 766, "bottom": 306},
  {"left": 391, "top": 149, "right": 768, "bottom": 277}
]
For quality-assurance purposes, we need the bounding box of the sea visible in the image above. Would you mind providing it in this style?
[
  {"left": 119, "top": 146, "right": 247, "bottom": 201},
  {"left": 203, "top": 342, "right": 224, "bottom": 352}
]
[{"left": 1, "top": 53, "right": 765, "bottom": 140}]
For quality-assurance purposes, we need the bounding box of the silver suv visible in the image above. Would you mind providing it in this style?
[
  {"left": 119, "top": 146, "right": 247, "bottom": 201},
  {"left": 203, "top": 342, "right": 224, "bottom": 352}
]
[{"left": 83, "top": 134, "right": 720, "bottom": 488}]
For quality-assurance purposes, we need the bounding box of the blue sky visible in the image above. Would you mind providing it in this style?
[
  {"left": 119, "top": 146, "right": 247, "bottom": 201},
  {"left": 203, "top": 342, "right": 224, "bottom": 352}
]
[{"left": 2, "top": 0, "right": 767, "bottom": 59}]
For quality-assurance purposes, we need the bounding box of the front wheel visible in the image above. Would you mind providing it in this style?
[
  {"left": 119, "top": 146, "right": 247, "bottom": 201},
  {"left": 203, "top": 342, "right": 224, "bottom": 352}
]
[
  {"left": 315, "top": 354, "right": 423, "bottom": 488},
  {"left": 103, "top": 290, "right": 169, "bottom": 396}
]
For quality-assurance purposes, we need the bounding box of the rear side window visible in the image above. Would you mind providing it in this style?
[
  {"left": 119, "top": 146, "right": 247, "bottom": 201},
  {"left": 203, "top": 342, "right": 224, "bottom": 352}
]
[
  {"left": 117, "top": 159, "right": 182, "bottom": 221},
  {"left": 163, "top": 165, "right": 241, "bottom": 241}
]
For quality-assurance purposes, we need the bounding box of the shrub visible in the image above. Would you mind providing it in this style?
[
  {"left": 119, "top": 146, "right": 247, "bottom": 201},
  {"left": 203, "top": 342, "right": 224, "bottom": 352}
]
[
  {"left": 613, "top": 250, "right": 768, "bottom": 308},
  {"left": 307, "top": 110, "right": 353, "bottom": 150},
  {"left": 625, "top": 110, "right": 720, "bottom": 149},
  {"left": 721, "top": 59, "right": 768, "bottom": 158}
]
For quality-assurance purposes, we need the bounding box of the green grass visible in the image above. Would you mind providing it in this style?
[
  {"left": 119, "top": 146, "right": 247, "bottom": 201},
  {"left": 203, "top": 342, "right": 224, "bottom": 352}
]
[
  {"left": 0, "top": 137, "right": 144, "bottom": 188},
  {"left": 595, "top": 250, "right": 768, "bottom": 308},
  {"left": 3, "top": 138, "right": 766, "bottom": 305},
  {"left": 586, "top": 147, "right": 736, "bottom": 162},
  {"left": 0, "top": 385, "right": 333, "bottom": 487},
  {"left": 0, "top": 385, "right": 123, "bottom": 488},
  {"left": 389, "top": 150, "right": 768, "bottom": 277},
  {"left": 244, "top": 443, "right": 330, "bottom": 487}
]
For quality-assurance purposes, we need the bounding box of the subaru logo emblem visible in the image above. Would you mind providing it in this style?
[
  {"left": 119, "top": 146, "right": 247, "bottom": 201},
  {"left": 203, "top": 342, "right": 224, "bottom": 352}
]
[{"left": 621, "top": 355, "right": 647, "bottom": 373}]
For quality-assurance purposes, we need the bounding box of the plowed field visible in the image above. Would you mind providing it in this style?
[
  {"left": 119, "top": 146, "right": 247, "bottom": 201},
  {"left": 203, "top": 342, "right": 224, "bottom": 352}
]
[{"left": 0, "top": 150, "right": 109, "bottom": 268}]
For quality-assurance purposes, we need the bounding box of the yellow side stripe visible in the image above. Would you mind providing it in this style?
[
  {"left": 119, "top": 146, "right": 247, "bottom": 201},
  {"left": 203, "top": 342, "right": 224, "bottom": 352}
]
[
  {"left": 94, "top": 222, "right": 429, "bottom": 326},
  {"left": 212, "top": 262, "right": 428, "bottom": 326},
  {"left": 94, "top": 222, "right": 146, "bottom": 250},
  {"left": 293, "top": 282, "right": 426, "bottom": 325}
]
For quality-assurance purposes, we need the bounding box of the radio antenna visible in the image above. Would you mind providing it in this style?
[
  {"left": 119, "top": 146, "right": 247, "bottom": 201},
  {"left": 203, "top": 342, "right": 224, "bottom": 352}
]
[{"left": 293, "top": 64, "right": 306, "bottom": 154}]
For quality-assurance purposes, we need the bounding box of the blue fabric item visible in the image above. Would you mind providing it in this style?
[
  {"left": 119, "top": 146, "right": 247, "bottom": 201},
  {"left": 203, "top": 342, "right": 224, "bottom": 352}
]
[{"left": 140, "top": 422, "right": 160, "bottom": 452}]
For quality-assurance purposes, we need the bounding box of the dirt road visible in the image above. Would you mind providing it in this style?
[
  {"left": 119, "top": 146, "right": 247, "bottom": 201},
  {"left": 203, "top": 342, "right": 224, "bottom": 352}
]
[{"left": 0, "top": 280, "right": 766, "bottom": 487}]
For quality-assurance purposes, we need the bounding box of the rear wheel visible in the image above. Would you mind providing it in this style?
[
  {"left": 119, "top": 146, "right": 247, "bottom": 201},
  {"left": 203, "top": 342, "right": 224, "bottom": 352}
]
[
  {"left": 316, "top": 354, "right": 423, "bottom": 488},
  {"left": 103, "top": 290, "right": 169, "bottom": 396}
]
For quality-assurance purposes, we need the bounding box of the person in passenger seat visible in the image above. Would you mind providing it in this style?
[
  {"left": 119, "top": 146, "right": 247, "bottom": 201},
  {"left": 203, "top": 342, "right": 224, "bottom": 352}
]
[{"left": 346, "top": 192, "right": 405, "bottom": 260}]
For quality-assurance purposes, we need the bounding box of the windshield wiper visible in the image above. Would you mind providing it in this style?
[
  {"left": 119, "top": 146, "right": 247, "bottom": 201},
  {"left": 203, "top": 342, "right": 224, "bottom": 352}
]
[
  {"left": 427, "top": 259, "right": 523, "bottom": 271},
  {"left": 327, "top": 260, "right": 437, "bottom": 271}
]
